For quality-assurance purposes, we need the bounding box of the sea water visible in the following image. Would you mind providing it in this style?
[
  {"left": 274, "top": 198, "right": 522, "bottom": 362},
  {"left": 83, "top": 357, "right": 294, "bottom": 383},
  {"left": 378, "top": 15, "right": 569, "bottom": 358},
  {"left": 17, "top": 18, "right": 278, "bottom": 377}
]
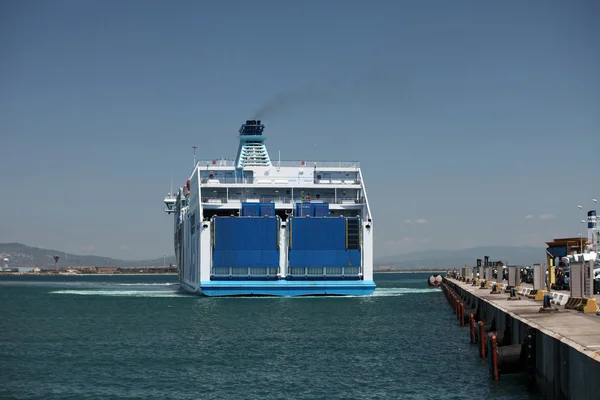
[{"left": 0, "top": 273, "right": 544, "bottom": 399}]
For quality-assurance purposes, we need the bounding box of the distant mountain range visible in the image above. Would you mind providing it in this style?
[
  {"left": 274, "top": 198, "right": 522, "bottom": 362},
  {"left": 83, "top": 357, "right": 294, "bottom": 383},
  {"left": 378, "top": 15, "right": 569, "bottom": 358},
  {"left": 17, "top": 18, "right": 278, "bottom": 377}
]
[
  {"left": 0, "top": 243, "right": 176, "bottom": 268},
  {"left": 0, "top": 242, "right": 547, "bottom": 270},
  {"left": 374, "top": 246, "right": 547, "bottom": 270}
]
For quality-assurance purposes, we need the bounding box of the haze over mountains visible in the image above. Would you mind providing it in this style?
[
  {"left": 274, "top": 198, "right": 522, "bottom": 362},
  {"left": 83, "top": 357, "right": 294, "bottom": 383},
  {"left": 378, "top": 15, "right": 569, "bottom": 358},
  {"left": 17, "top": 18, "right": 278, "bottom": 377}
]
[
  {"left": 376, "top": 246, "right": 546, "bottom": 270},
  {"left": 0, "top": 243, "right": 546, "bottom": 270},
  {"left": 0, "top": 243, "right": 176, "bottom": 269}
]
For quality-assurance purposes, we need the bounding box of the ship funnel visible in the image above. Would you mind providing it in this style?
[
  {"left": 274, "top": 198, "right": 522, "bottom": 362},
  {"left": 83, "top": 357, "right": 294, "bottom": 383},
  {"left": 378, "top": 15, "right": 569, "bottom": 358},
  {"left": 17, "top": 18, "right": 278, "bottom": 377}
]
[
  {"left": 239, "top": 120, "right": 264, "bottom": 135},
  {"left": 235, "top": 120, "right": 271, "bottom": 168}
]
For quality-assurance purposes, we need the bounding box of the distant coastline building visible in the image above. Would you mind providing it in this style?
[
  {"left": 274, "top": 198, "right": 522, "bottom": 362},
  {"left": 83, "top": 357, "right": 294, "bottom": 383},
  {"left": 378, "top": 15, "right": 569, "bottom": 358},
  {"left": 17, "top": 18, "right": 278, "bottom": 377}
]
[{"left": 96, "top": 267, "right": 118, "bottom": 273}]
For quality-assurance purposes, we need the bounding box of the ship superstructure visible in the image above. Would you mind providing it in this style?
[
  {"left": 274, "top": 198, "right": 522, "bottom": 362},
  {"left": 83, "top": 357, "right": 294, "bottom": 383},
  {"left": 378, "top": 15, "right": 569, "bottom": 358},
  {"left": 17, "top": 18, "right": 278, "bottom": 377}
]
[{"left": 163, "top": 120, "right": 376, "bottom": 296}]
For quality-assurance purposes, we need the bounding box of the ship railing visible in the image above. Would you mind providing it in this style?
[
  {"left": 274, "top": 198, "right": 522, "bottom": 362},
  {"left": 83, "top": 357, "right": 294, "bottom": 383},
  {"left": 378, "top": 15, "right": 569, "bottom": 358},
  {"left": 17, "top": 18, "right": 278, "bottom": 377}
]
[
  {"left": 210, "top": 267, "right": 282, "bottom": 281},
  {"left": 201, "top": 196, "right": 365, "bottom": 205},
  {"left": 197, "top": 159, "right": 360, "bottom": 168},
  {"left": 201, "top": 178, "right": 256, "bottom": 184},
  {"left": 274, "top": 160, "right": 360, "bottom": 168},
  {"left": 200, "top": 177, "right": 361, "bottom": 185},
  {"left": 210, "top": 266, "right": 362, "bottom": 280},
  {"left": 286, "top": 266, "right": 363, "bottom": 280},
  {"left": 197, "top": 159, "right": 235, "bottom": 167},
  {"left": 288, "top": 266, "right": 361, "bottom": 276}
]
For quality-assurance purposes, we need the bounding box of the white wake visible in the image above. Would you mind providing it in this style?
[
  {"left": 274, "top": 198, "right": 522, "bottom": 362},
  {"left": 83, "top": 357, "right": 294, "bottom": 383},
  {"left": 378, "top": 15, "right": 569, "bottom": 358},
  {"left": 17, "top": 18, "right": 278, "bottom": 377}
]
[{"left": 49, "top": 289, "right": 186, "bottom": 297}]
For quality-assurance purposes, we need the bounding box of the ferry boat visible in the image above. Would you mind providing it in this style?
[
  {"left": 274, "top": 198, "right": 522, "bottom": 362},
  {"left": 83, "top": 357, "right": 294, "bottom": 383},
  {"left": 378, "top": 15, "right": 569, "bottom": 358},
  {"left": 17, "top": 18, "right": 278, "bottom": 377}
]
[{"left": 163, "top": 120, "right": 376, "bottom": 296}]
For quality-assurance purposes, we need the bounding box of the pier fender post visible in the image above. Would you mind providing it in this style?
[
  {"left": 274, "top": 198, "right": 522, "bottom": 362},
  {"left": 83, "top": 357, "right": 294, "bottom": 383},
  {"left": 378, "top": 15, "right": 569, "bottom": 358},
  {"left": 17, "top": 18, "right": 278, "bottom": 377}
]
[
  {"left": 463, "top": 307, "right": 475, "bottom": 325},
  {"left": 455, "top": 297, "right": 460, "bottom": 318},
  {"left": 489, "top": 331, "right": 506, "bottom": 347},
  {"left": 487, "top": 333, "right": 499, "bottom": 380},
  {"left": 478, "top": 321, "right": 487, "bottom": 358},
  {"left": 469, "top": 314, "right": 476, "bottom": 344},
  {"left": 476, "top": 317, "right": 497, "bottom": 358}
]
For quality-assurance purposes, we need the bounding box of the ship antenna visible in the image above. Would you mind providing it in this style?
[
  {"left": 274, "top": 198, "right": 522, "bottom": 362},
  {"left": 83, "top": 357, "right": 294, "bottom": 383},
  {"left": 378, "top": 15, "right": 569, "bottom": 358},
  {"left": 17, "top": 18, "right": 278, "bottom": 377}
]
[
  {"left": 170, "top": 173, "right": 173, "bottom": 196},
  {"left": 192, "top": 145, "right": 198, "bottom": 167}
]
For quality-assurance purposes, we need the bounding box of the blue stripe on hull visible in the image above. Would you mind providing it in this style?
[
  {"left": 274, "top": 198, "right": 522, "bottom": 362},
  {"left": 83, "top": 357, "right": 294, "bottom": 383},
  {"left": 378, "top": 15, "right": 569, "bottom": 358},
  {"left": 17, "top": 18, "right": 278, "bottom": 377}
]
[{"left": 180, "top": 280, "right": 376, "bottom": 297}]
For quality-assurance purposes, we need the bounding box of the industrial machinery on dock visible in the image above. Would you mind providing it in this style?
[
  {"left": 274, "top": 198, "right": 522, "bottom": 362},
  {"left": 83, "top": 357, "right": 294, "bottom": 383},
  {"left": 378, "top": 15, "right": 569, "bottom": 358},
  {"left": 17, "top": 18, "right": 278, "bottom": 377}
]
[{"left": 163, "top": 120, "right": 375, "bottom": 296}]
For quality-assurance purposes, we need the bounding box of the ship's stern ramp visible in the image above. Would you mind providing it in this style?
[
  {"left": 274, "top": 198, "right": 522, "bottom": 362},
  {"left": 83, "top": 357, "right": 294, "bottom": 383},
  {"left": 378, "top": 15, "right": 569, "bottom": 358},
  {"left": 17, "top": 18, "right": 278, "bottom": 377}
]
[
  {"left": 210, "top": 216, "right": 280, "bottom": 281},
  {"left": 288, "top": 216, "right": 362, "bottom": 280}
]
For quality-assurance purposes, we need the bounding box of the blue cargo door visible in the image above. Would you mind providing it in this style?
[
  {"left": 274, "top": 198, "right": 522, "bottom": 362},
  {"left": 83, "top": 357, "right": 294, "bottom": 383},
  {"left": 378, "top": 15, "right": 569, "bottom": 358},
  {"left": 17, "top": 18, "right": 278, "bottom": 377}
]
[
  {"left": 288, "top": 217, "right": 361, "bottom": 280},
  {"left": 211, "top": 216, "right": 280, "bottom": 280}
]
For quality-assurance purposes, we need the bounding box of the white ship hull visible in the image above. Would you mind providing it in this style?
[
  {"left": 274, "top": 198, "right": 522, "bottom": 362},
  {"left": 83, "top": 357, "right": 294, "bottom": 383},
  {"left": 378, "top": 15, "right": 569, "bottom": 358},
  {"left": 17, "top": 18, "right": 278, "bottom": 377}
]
[{"left": 164, "top": 120, "right": 376, "bottom": 297}]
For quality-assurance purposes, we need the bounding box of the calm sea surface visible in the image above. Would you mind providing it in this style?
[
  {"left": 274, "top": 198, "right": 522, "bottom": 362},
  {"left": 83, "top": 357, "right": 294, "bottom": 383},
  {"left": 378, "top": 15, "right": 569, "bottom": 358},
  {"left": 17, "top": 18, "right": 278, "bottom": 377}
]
[{"left": 0, "top": 273, "right": 544, "bottom": 400}]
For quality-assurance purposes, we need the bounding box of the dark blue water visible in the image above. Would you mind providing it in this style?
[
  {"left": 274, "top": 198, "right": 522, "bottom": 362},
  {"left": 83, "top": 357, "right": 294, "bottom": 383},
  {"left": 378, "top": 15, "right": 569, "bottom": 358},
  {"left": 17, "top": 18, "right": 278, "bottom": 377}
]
[{"left": 0, "top": 273, "right": 543, "bottom": 399}]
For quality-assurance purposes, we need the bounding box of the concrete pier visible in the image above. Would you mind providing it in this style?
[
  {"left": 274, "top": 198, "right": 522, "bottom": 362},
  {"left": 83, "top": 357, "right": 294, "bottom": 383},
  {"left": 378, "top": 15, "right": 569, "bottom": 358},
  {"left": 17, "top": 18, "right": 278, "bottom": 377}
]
[{"left": 444, "top": 277, "right": 600, "bottom": 400}]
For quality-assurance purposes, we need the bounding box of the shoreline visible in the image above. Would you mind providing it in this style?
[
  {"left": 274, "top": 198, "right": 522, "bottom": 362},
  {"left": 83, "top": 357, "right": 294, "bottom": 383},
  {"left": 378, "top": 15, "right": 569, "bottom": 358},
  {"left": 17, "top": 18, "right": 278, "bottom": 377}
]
[
  {"left": 0, "top": 273, "right": 178, "bottom": 277},
  {"left": 375, "top": 270, "right": 445, "bottom": 274},
  {"left": 1, "top": 271, "right": 445, "bottom": 277}
]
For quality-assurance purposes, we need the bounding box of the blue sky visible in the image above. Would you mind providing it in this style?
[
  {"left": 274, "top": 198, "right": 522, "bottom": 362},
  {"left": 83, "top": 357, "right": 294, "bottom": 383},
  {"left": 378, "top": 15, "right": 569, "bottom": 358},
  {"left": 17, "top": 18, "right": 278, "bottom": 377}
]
[{"left": 1, "top": 0, "right": 598, "bottom": 260}]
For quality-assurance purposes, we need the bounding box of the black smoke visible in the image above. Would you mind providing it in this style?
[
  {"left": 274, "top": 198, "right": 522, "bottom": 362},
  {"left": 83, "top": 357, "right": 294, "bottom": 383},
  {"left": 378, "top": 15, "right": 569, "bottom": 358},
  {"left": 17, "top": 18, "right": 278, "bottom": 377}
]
[{"left": 253, "top": 70, "right": 405, "bottom": 120}]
